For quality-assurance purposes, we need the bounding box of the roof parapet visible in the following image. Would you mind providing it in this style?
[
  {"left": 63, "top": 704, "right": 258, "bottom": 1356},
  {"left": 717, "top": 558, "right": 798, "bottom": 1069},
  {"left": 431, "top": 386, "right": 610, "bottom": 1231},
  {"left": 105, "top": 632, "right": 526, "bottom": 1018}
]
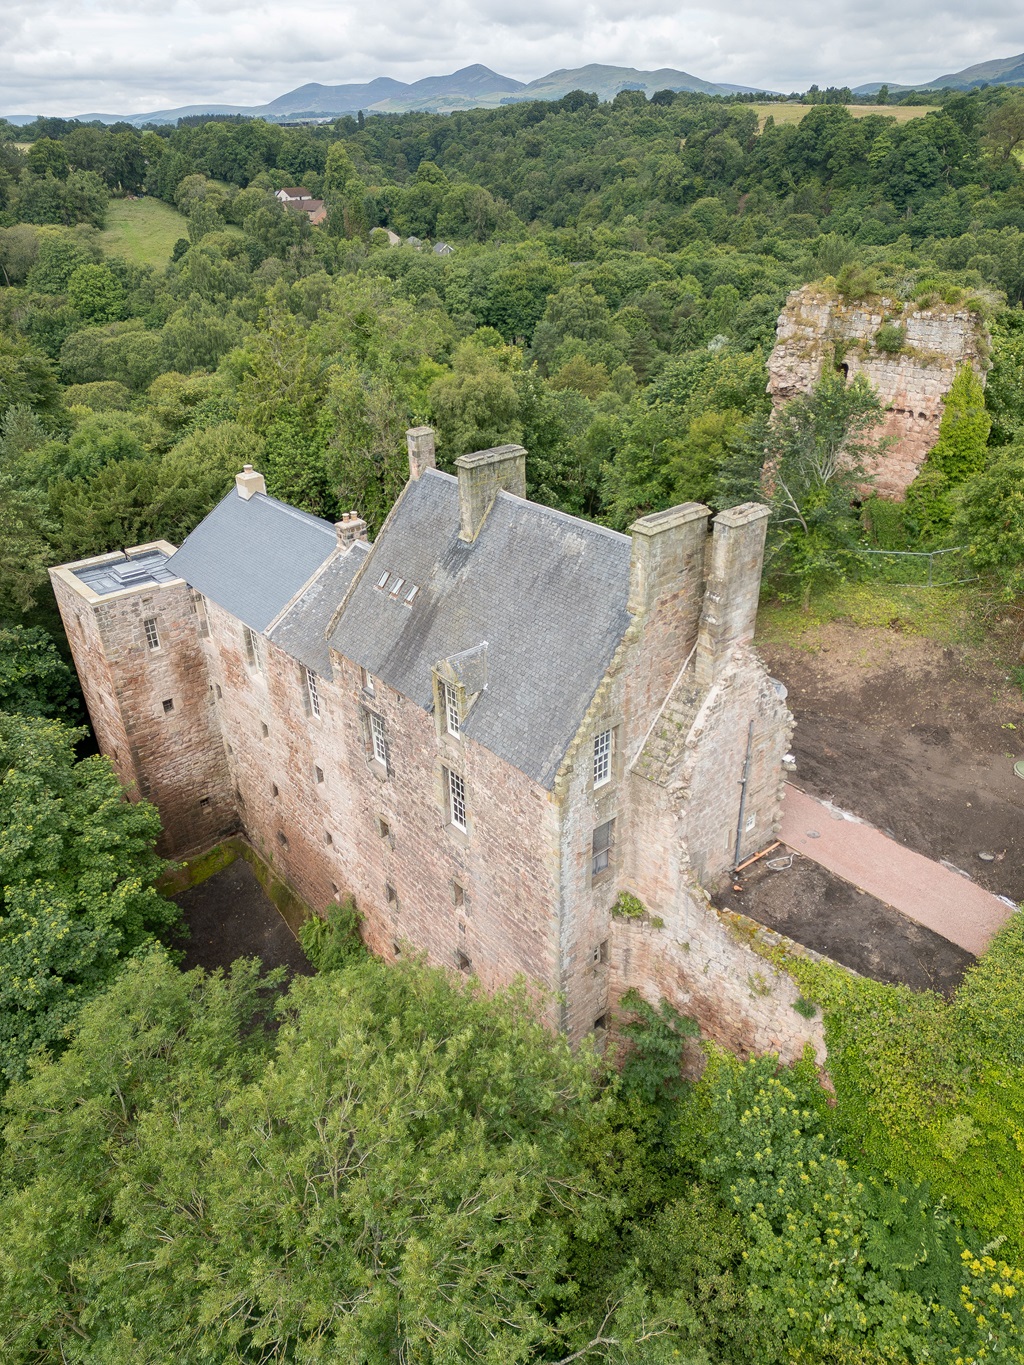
[
  {"left": 456, "top": 445, "right": 527, "bottom": 543},
  {"left": 235, "top": 465, "right": 266, "bottom": 500}
]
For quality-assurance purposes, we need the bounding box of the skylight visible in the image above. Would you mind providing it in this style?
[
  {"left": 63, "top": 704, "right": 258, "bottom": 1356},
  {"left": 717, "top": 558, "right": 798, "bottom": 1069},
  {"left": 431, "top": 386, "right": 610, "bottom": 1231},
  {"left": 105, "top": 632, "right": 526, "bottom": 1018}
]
[
  {"left": 389, "top": 577, "right": 405, "bottom": 597},
  {"left": 375, "top": 571, "right": 389, "bottom": 589}
]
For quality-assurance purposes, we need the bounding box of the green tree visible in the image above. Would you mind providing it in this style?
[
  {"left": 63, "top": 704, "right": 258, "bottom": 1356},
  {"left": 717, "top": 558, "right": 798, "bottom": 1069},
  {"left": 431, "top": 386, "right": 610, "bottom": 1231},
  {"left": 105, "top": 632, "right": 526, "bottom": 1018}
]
[
  {"left": 25, "top": 138, "right": 68, "bottom": 181},
  {"left": 762, "top": 371, "right": 885, "bottom": 607},
  {"left": 954, "top": 439, "right": 1024, "bottom": 597},
  {"left": 0, "top": 475, "right": 54, "bottom": 615},
  {"left": 0, "top": 712, "right": 176, "bottom": 1082},
  {"left": 66, "top": 262, "right": 126, "bottom": 323},
  {"left": 0, "top": 626, "right": 78, "bottom": 720},
  {"left": 430, "top": 333, "right": 523, "bottom": 460},
  {"left": 0, "top": 950, "right": 605, "bottom": 1360}
]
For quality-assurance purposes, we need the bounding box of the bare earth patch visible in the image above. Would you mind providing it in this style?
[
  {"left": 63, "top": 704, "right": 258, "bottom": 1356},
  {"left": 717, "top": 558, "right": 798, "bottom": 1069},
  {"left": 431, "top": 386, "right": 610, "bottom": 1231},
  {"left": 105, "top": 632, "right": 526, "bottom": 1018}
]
[{"left": 760, "top": 620, "right": 1024, "bottom": 902}]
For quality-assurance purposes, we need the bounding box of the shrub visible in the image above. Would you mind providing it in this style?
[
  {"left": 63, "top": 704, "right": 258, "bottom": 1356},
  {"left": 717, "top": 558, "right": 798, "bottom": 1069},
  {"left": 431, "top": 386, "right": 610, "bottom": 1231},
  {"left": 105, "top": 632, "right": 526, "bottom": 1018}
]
[
  {"left": 298, "top": 897, "right": 365, "bottom": 971},
  {"left": 873, "top": 321, "right": 906, "bottom": 354}
]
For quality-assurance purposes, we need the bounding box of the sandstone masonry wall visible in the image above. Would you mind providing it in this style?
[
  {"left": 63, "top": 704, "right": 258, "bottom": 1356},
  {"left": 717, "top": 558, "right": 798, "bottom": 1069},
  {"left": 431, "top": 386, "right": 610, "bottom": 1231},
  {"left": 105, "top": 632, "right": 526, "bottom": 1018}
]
[
  {"left": 50, "top": 553, "right": 236, "bottom": 857},
  {"left": 767, "top": 285, "right": 988, "bottom": 498}
]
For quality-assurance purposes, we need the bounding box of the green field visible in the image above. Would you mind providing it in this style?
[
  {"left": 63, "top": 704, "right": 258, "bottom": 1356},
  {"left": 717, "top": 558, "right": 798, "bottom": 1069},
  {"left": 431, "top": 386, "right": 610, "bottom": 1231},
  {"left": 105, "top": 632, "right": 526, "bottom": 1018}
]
[
  {"left": 99, "top": 197, "right": 189, "bottom": 269},
  {"left": 745, "top": 102, "right": 939, "bottom": 131}
]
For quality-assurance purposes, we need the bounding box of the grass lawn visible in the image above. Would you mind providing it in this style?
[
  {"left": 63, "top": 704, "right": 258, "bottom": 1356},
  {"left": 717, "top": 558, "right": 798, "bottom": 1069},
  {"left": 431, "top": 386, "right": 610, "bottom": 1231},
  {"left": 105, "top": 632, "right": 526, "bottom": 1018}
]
[
  {"left": 745, "top": 103, "right": 939, "bottom": 132},
  {"left": 100, "top": 197, "right": 189, "bottom": 270}
]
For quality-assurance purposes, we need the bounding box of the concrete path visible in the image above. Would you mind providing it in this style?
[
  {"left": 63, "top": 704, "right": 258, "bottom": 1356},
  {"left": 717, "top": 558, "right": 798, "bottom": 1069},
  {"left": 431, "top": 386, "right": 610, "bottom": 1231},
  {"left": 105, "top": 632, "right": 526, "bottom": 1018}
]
[{"left": 779, "top": 784, "right": 1014, "bottom": 957}]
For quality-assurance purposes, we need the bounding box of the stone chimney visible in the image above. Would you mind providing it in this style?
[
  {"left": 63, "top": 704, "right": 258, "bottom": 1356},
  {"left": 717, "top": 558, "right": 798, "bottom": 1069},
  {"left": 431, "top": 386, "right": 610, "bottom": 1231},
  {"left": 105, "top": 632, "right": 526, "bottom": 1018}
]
[
  {"left": 235, "top": 465, "right": 266, "bottom": 500},
  {"left": 628, "top": 502, "right": 710, "bottom": 617},
  {"left": 456, "top": 445, "right": 527, "bottom": 543},
  {"left": 696, "top": 503, "right": 771, "bottom": 687},
  {"left": 336, "top": 511, "right": 368, "bottom": 548},
  {"left": 407, "top": 426, "right": 436, "bottom": 480}
]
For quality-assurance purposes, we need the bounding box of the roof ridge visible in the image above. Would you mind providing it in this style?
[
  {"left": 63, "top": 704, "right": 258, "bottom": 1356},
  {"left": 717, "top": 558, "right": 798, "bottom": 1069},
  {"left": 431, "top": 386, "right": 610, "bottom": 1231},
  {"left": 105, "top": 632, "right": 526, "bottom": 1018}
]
[
  {"left": 255, "top": 492, "right": 337, "bottom": 537},
  {"left": 492, "top": 488, "right": 631, "bottom": 544}
]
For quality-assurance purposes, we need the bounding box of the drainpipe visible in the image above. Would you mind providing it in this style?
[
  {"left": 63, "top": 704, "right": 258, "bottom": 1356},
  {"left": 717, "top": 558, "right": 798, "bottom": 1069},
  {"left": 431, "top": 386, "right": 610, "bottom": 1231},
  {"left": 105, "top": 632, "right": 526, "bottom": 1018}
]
[{"left": 733, "top": 719, "right": 755, "bottom": 871}]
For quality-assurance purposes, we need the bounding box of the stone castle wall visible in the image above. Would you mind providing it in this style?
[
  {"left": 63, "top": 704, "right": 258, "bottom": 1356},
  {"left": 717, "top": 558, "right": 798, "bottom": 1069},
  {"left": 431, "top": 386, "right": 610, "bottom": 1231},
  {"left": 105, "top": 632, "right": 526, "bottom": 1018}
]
[
  {"left": 767, "top": 285, "right": 988, "bottom": 498},
  {"left": 50, "top": 551, "right": 236, "bottom": 858}
]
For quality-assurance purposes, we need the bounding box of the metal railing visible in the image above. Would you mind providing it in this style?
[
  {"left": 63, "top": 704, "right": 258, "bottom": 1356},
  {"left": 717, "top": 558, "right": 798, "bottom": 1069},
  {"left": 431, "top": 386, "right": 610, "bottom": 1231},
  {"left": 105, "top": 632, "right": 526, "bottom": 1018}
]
[{"left": 855, "top": 545, "right": 974, "bottom": 587}]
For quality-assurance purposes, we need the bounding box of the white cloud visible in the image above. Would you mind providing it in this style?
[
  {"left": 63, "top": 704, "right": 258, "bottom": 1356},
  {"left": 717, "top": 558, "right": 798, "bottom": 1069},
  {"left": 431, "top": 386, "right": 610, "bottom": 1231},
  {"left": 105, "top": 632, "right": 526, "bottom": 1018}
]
[{"left": 2, "top": 0, "right": 1022, "bottom": 115}]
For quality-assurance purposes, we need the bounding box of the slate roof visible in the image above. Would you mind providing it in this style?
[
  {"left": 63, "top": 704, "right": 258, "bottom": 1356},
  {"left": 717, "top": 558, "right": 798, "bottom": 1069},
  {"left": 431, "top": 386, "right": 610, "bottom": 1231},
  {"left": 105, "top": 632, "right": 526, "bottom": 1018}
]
[
  {"left": 328, "top": 470, "right": 633, "bottom": 788},
  {"left": 73, "top": 547, "right": 179, "bottom": 598},
  {"left": 166, "top": 491, "right": 337, "bottom": 634},
  {"left": 268, "top": 541, "right": 369, "bottom": 677}
]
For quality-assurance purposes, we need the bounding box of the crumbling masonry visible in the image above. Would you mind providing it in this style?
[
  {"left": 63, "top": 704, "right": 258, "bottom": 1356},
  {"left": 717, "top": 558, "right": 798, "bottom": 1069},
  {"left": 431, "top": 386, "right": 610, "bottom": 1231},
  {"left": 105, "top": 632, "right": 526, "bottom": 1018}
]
[
  {"left": 768, "top": 284, "right": 989, "bottom": 498},
  {"left": 51, "top": 432, "right": 821, "bottom": 1061}
]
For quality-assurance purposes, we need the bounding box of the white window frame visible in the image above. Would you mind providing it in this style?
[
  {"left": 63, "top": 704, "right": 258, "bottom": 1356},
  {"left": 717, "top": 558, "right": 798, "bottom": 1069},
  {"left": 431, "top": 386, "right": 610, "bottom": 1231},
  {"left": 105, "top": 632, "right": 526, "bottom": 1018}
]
[
  {"left": 370, "top": 712, "right": 388, "bottom": 767},
  {"left": 593, "top": 728, "right": 612, "bottom": 787},
  {"left": 446, "top": 767, "right": 467, "bottom": 832},
  {"left": 244, "top": 626, "right": 262, "bottom": 672},
  {"left": 440, "top": 678, "right": 461, "bottom": 738},
  {"left": 306, "top": 667, "right": 321, "bottom": 718},
  {"left": 144, "top": 617, "right": 160, "bottom": 651}
]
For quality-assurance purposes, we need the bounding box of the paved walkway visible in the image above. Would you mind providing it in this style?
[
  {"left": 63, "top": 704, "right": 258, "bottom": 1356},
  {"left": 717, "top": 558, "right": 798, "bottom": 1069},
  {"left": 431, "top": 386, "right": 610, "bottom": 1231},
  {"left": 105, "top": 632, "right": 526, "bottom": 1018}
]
[{"left": 779, "top": 784, "right": 1014, "bottom": 957}]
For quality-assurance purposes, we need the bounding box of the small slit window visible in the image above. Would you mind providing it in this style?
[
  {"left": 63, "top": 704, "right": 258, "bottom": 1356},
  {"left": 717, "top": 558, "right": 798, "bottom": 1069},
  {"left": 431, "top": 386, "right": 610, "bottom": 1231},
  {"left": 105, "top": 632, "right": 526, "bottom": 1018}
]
[
  {"left": 199, "top": 796, "right": 210, "bottom": 811},
  {"left": 452, "top": 880, "right": 466, "bottom": 908},
  {"left": 144, "top": 617, "right": 160, "bottom": 650},
  {"left": 306, "top": 668, "right": 321, "bottom": 718},
  {"left": 162, "top": 698, "right": 174, "bottom": 714},
  {"left": 314, "top": 765, "right": 324, "bottom": 785},
  {"left": 457, "top": 950, "right": 471, "bottom": 972},
  {"left": 377, "top": 816, "right": 391, "bottom": 840},
  {"left": 386, "top": 882, "right": 398, "bottom": 908},
  {"left": 324, "top": 830, "right": 333, "bottom": 845},
  {"left": 593, "top": 729, "right": 612, "bottom": 788}
]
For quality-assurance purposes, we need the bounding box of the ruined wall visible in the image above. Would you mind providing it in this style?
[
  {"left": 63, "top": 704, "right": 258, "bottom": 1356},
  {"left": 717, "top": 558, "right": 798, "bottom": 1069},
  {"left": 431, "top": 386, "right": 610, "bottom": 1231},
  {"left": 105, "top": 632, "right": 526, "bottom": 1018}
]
[
  {"left": 767, "top": 285, "right": 988, "bottom": 498},
  {"left": 610, "top": 900, "right": 825, "bottom": 1065}
]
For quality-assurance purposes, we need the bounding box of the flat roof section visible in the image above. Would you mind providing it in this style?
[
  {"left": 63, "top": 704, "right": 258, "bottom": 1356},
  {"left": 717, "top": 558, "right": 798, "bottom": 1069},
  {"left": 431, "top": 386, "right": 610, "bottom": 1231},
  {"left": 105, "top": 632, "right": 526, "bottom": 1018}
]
[{"left": 72, "top": 548, "right": 179, "bottom": 598}]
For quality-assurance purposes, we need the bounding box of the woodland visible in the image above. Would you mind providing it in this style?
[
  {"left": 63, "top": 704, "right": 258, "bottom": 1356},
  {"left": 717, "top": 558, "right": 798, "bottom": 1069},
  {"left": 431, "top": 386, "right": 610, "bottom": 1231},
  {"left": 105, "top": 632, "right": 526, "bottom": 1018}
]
[{"left": 2, "top": 84, "right": 1024, "bottom": 1361}]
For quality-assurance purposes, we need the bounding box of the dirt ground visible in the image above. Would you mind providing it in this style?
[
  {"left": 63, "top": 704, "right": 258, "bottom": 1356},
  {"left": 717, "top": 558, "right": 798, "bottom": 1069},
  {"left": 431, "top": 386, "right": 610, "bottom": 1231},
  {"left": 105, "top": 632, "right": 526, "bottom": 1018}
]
[
  {"left": 760, "top": 620, "right": 1024, "bottom": 904},
  {"left": 714, "top": 854, "right": 975, "bottom": 995},
  {"left": 173, "top": 858, "right": 313, "bottom": 978}
]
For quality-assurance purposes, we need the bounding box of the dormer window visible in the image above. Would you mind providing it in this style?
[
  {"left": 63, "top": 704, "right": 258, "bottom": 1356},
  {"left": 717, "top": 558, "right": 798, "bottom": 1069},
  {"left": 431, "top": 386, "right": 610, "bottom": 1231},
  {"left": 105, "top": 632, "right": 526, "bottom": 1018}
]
[{"left": 440, "top": 678, "right": 460, "bottom": 738}]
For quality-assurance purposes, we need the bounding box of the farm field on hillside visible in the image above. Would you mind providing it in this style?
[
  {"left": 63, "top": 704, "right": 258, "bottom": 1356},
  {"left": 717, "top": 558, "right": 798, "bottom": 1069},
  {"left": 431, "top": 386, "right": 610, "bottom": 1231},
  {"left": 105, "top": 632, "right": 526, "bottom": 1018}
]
[
  {"left": 99, "top": 196, "right": 189, "bottom": 268},
  {"left": 745, "top": 102, "right": 938, "bottom": 129}
]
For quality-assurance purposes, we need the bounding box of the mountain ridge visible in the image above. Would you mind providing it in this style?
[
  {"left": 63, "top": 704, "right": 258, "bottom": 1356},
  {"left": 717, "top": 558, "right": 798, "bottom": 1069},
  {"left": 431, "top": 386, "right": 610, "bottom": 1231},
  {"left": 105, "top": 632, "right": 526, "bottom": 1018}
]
[
  {"left": 1, "top": 61, "right": 773, "bottom": 126},
  {"left": 853, "top": 49, "right": 1024, "bottom": 94}
]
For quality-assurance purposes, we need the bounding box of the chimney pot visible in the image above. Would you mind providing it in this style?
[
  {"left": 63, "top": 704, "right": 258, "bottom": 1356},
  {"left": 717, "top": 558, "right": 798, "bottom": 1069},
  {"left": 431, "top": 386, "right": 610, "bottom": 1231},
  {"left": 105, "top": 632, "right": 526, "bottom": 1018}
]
[
  {"left": 407, "top": 426, "right": 436, "bottom": 480},
  {"left": 456, "top": 445, "right": 527, "bottom": 542},
  {"left": 235, "top": 465, "right": 266, "bottom": 500},
  {"left": 336, "top": 512, "right": 368, "bottom": 548}
]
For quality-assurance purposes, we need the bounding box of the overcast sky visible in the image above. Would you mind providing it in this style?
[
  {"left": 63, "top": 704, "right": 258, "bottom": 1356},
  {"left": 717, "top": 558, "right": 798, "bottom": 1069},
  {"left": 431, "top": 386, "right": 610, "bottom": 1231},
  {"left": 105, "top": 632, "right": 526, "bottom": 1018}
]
[{"left": 4, "top": 0, "right": 1023, "bottom": 116}]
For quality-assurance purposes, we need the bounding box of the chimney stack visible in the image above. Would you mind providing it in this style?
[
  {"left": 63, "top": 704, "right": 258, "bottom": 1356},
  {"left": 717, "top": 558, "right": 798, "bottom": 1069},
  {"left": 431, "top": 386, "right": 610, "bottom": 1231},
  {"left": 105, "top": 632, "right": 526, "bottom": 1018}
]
[
  {"left": 407, "top": 426, "right": 436, "bottom": 480},
  {"left": 696, "top": 503, "right": 771, "bottom": 687},
  {"left": 628, "top": 502, "right": 710, "bottom": 618},
  {"left": 235, "top": 464, "right": 266, "bottom": 500},
  {"left": 456, "top": 445, "right": 527, "bottom": 543},
  {"left": 335, "top": 511, "right": 368, "bottom": 548}
]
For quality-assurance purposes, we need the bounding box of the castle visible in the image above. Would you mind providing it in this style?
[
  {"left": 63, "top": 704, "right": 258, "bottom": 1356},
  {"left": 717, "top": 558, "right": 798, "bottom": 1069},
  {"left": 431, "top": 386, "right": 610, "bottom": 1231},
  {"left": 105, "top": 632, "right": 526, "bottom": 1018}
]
[{"left": 51, "top": 430, "right": 819, "bottom": 1056}]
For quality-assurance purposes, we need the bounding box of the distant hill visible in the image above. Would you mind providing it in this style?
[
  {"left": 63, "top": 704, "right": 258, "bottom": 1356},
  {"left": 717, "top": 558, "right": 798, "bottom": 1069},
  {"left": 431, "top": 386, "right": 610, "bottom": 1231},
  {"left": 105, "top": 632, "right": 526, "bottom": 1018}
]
[
  {"left": 1, "top": 60, "right": 770, "bottom": 127},
  {"left": 504, "top": 64, "right": 768, "bottom": 102},
  {"left": 854, "top": 50, "right": 1024, "bottom": 95}
]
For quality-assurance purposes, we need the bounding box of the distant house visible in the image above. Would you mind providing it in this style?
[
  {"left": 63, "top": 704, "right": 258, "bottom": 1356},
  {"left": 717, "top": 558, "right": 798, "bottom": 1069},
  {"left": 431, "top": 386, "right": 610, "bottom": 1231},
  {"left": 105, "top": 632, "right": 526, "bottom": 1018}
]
[
  {"left": 405, "top": 236, "right": 423, "bottom": 248},
  {"left": 384, "top": 228, "right": 401, "bottom": 246},
  {"left": 276, "top": 187, "right": 313, "bottom": 204},
  {"left": 277, "top": 192, "right": 327, "bottom": 226},
  {"left": 433, "top": 241, "right": 455, "bottom": 256}
]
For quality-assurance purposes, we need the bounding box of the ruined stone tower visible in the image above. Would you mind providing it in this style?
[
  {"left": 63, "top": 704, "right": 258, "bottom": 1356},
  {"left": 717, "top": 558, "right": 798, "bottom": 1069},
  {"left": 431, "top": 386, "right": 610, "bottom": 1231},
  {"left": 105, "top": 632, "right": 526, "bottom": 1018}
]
[{"left": 767, "top": 283, "right": 990, "bottom": 498}]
